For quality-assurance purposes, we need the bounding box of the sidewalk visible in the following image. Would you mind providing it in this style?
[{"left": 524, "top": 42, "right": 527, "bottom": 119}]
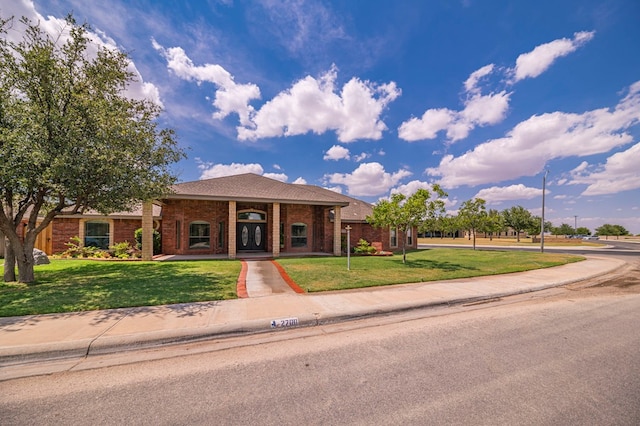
[{"left": 0, "top": 256, "right": 626, "bottom": 369}]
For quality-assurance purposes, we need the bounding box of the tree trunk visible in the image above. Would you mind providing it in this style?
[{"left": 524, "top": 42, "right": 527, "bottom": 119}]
[
  {"left": 16, "top": 241, "right": 36, "bottom": 283},
  {"left": 3, "top": 239, "right": 16, "bottom": 282}
]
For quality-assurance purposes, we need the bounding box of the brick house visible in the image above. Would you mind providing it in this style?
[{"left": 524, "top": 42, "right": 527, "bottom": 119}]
[{"left": 38, "top": 173, "right": 416, "bottom": 258}]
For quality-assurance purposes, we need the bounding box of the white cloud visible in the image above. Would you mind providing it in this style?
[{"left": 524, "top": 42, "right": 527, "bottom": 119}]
[
  {"left": 553, "top": 195, "right": 568, "bottom": 200},
  {"left": 153, "top": 41, "right": 260, "bottom": 126},
  {"left": 569, "top": 142, "right": 640, "bottom": 196},
  {"left": 237, "top": 66, "right": 401, "bottom": 142},
  {"left": 2, "top": 2, "right": 163, "bottom": 106},
  {"left": 263, "top": 172, "right": 288, "bottom": 182},
  {"left": 324, "top": 162, "right": 412, "bottom": 197},
  {"left": 399, "top": 31, "right": 595, "bottom": 143},
  {"left": 353, "top": 152, "right": 371, "bottom": 162},
  {"left": 292, "top": 177, "right": 307, "bottom": 184},
  {"left": 464, "top": 64, "right": 494, "bottom": 94},
  {"left": 427, "top": 81, "right": 640, "bottom": 188},
  {"left": 324, "top": 145, "right": 351, "bottom": 161},
  {"left": 474, "top": 184, "right": 543, "bottom": 204},
  {"left": 390, "top": 180, "right": 428, "bottom": 196},
  {"left": 512, "top": 31, "right": 595, "bottom": 82},
  {"left": 198, "top": 162, "right": 264, "bottom": 179}
]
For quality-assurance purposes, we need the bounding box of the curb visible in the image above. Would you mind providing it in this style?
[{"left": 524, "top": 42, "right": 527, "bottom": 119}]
[{"left": 0, "top": 256, "right": 627, "bottom": 367}]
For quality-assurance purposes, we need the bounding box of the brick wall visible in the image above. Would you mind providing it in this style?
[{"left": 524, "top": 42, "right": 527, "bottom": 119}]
[
  {"left": 161, "top": 199, "right": 229, "bottom": 255},
  {"left": 51, "top": 218, "right": 81, "bottom": 253}
]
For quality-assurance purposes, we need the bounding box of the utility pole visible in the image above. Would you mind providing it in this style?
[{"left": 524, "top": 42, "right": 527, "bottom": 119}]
[
  {"left": 574, "top": 215, "right": 578, "bottom": 237},
  {"left": 541, "top": 169, "right": 548, "bottom": 253}
]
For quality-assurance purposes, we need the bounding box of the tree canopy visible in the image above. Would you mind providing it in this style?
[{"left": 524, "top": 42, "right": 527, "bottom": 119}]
[
  {"left": 367, "top": 186, "right": 446, "bottom": 264},
  {"left": 502, "top": 206, "right": 535, "bottom": 242},
  {"left": 458, "top": 198, "right": 486, "bottom": 250},
  {"left": 0, "top": 16, "right": 184, "bottom": 282}
]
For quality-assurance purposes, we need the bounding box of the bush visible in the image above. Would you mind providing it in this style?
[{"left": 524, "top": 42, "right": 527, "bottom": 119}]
[
  {"left": 61, "top": 236, "right": 104, "bottom": 258},
  {"left": 353, "top": 239, "right": 377, "bottom": 254},
  {"left": 134, "top": 228, "right": 162, "bottom": 255},
  {"left": 109, "top": 241, "right": 136, "bottom": 259}
]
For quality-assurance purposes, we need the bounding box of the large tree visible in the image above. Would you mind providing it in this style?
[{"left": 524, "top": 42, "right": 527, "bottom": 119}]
[
  {"left": 502, "top": 205, "right": 535, "bottom": 242},
  {"left": 367, "top": 186, "right": 446, "bottom": 264},
  {"left": 0, "top": 16, "right": 184, "bottom": 282},
  {"left": 458, "top": 198, "right": 487, "bottom": 250}
]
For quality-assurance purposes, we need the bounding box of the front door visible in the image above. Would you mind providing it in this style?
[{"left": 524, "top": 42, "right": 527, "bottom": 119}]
[{"left": 237, "top": 223, "right": 266, "bottom": 251}]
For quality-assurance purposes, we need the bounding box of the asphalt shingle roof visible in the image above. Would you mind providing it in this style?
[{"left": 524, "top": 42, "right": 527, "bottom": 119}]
[{"left": 168, "top": 173, "right": 350, "bottom": 206}]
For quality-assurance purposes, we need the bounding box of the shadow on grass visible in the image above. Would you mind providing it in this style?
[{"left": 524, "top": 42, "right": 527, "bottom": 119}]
[
  {"left": 389, "top": 258, "right": 479, "bottom": 272},
  {"left": 0, "top": 260, "right": 239, "bottom": 320}
]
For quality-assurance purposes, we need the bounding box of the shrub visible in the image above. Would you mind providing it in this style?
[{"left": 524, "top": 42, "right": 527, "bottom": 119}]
[
  {"left": 109, "top": 241, "right": 135, "bottom": 259},
  {"left": 61, "top": 236, "right": 104, "bottom": 258},
  {"left": 353, "top": 238, "right": 377, "bottom": 254},
  {"left": 134, "top": 228, "right": 162, "bottom": 255}
]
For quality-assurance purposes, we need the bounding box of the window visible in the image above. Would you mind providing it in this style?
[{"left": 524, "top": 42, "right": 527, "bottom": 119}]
[
  {"left": 176, "top": 220, "right": 181, "bottom": 249},
  {"left": 85, "top": 221, "right": 110, "bottom": 249},
  {"left": 406, "top": 228, "right": 413, "bottom": 246},
  {"left": 218, "top": 222, "right": 225, "bottom": 249},
  {"left": 238, "top": 211, "right": 266, "bottom": 221},
  {"left": 390, "top": 227, "right": 398, "bottom": 248},
  {"left": 291, "top": 223, "right": 307, "bottom": 247},
  {"left": 189, "top": 221, "right": 210, "bottom": 249}
]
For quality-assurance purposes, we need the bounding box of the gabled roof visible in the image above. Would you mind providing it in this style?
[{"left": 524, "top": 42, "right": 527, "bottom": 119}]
[{"left": 167, "top": 173, "right": 350, "bottom": 206}]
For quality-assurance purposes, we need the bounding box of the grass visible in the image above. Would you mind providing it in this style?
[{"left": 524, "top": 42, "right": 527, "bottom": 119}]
[
  {"left": 0, "top": 259, "right": 241, "bottom": 317},
  {"left": 276, "top": 248, "right": 584, "bottom": 292},
  {"left": 0, "top": 248, "right": 583, "bottom": 317}
]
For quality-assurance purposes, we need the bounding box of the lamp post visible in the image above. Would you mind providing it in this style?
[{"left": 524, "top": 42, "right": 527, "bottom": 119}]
[
  {"left": 574, "top": 215, "right": 578, "bottom": 237},
  {"left": 345, "top": 225, "right": 352, "bottom": 271},
  {"left": 541, "top": 169, "right": 548, "bottom": 253}
]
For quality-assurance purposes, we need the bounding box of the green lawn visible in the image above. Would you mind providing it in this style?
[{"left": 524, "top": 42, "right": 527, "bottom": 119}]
[
  {"left": 0, "top": 249, "right": 583, "bottom": 317},
  {"left": 0, "top": 260, "right": 241, "bottom": 317},
  {"left": 276, "top": 248, "right": 584, "bottom": 292}
]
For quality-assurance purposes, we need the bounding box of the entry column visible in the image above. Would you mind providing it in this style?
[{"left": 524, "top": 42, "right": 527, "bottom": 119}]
[
  {"left": 228, "top": 201, "right": 236, "bottom": 259},
  {"left": 333, "top": 205, "right": 342, "bottom": 256},
  {"left": 272, "top": 202, "right": 280, "bottom": 257}
]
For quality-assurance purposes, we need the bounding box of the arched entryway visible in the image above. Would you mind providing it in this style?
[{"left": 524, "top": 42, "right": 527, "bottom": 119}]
[{"left": 236, "top": 209, "right": 267, "bottom": 252}]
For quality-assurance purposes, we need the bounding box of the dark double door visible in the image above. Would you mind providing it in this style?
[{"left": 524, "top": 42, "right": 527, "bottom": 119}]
[{"left": 237, "top": 223, "right": 266, "bottom": 251}]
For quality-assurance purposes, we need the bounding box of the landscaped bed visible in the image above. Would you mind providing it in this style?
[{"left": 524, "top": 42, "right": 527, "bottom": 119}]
[{"left": 0, "top": 248, "right": 583, "bottom": 316}]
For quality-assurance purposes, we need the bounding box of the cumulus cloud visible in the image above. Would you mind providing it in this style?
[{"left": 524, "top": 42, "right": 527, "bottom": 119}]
[
  {"left": 426, "top": 81, "right": 640, "bottom": 188},
  {"left": 324, "top": 145, "right": 351, "bottom": 161},
  {"left": 474, "top": 184, "right": 543, "bottom": 204},
  {"left": 324, "top": 162, "right": 412, "bottom": 197},
  {"left": 2, "top": 1, "right": 163, "bottom": 106},
  {"left": 398, "top": 31, "right": 595, "bottom": 143},
  {"left": 153, "top": 41, "right": 261, "bottom": 126},
  {"left": 569, "top": 142, "right": 640, "bottom": 196},
  {"left": 292, "top": 177, "right": 308, "bottom": 184},
  {"left": 198, "top": 162, "right": 264, "bottom": 179},
  {"left": 511, "top": 31, "right": 595, "bottom": 82},
  {"left": 263, "top": 172, "right": 288, "bottom": 182},
  {"left": 237, "top": 66, "right": 401, "bottom": 142}
]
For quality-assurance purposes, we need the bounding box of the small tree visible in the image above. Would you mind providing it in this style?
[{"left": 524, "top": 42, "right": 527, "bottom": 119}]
[
  {"left": 484, "top": 209, "right": 504, "bottom": 241},
  {"left": 557, "top": 223, "right": 575, "bottom": 237},
  {"left": 502, "top": 206, "right": 535, "bottom": 242},
  {"left": 576, "top": 227, "right": 591, "bottom": 236},
  {"left": 458, "top": 198, "right": 487, "bottom": 250},
  {"left": 368, "top": 187, "right": 446, "bottom": 264}
]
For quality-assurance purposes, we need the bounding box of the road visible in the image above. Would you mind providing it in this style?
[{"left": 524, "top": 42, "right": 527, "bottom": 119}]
[{"left": 2, "top": 265, "right": 640, "bottom": 425}]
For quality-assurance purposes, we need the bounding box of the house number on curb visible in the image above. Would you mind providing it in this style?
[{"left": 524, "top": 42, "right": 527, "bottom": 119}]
[{"left": 270, "top": 317, "right": 299, "bottom": 328}]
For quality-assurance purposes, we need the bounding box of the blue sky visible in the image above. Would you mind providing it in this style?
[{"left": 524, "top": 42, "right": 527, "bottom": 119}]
[{"left": 5, "top": 0, "right": 640, "bottom": 234}]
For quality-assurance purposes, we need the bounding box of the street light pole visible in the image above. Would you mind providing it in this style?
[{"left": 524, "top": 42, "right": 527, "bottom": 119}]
[
  {"left": 541, "top": 169, "right": 548, "bottom": 253},
  {"left": 574, "top": 215, "right": 578, "bottom": 237}
]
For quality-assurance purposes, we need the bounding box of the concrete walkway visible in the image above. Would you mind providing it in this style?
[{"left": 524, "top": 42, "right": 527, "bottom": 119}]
[{"left": 0, "top": 255, "right": 627, "bottom": 372}]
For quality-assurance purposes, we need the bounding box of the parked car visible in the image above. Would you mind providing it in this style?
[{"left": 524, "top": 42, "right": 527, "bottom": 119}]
[{"left": 582, "top": 236, "right": 599, "bottom": 240}]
